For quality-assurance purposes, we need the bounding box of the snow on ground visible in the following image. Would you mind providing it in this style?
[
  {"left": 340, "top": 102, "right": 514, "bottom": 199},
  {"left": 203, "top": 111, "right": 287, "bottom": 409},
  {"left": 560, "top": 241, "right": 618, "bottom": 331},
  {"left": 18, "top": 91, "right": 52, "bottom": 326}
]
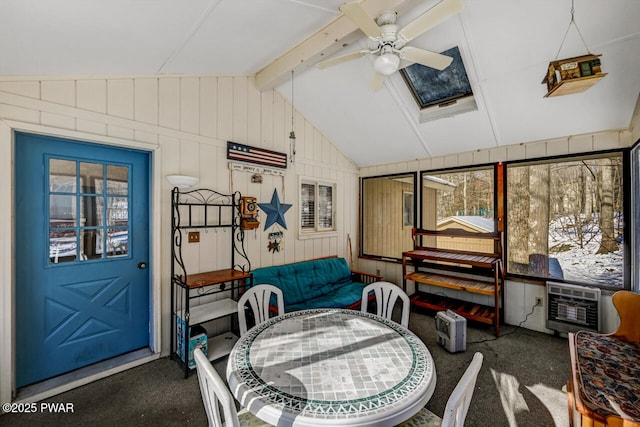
[{"left": 548, "top": 214, "right": 623, "bottom": 287}]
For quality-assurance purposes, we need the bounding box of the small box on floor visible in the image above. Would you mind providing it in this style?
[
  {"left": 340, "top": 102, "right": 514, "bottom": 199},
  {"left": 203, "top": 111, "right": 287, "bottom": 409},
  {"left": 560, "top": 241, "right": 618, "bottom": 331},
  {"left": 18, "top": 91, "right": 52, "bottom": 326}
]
[
  {"left": 435, "top": 310, "right": 467, "bottom": 353},
  {"left": 176, "top": 319, "right": 208, "bottom": 368}
]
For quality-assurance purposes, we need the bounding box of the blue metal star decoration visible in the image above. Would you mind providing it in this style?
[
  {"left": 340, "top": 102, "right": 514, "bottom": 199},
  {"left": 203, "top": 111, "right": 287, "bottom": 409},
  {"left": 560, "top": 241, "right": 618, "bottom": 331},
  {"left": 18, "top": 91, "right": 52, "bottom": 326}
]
[{"left": 258, "top": 189, "right": 292, "bottom": 231}]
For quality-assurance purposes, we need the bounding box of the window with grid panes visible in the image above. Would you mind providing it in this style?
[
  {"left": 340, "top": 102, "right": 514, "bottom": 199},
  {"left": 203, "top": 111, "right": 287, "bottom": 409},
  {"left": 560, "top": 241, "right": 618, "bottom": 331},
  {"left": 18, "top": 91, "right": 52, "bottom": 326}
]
[{"left": 300, "top": 180, "right": 335, "bottom": 233}]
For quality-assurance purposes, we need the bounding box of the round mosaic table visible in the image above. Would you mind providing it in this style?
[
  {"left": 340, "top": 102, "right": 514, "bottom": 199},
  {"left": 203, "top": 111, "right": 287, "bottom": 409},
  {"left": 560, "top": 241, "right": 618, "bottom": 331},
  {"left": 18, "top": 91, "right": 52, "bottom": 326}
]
[{"left": 226, "top": 308, "right": 436, "bottom": 427}]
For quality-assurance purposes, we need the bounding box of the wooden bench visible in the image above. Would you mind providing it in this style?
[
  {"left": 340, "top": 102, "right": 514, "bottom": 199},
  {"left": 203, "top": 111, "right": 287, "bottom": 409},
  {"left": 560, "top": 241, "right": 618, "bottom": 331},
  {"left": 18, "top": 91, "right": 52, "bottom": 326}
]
[{"left": 567, "top": 290, "right": 640, "bottom": 427}]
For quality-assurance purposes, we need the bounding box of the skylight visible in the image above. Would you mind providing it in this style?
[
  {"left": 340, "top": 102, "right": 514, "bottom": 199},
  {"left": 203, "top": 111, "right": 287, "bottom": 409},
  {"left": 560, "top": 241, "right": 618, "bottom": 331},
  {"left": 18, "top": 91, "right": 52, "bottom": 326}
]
[{"left": 400, "top": 46, "right": 477, "bottom": 122}]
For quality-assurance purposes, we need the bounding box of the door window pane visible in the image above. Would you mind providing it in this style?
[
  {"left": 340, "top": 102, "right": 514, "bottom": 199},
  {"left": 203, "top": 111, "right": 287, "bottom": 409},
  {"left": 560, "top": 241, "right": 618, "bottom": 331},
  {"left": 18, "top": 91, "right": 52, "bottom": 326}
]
[
  {"left": 48, "top": 157, "right": 131, "bottom": 264},
  {"left": 82, "top": 229, "right": 102, "bottom": 260},
  {"left": 50, "top": 195, "right": 76, "bottom": 221},
  {"left": 106, "top": 165, "right": 128, "bottom": 195},
  {"left": 80, "top": 162, "right": 104, "bottom": 194},
  {"left": 106, "top": 228, "right": 128, "bottom": 257},
  {"left": 107, "top": 197, "right": 128, "bottom": 226},
  {"left": 49, "top": 159, "right": 76, "bottom": 192},
  {"left": 82, "top": 195, "right": 103, "bottom": 227},
  {"left": 49, "top": 229, "right": 77, "bottom": 263}
]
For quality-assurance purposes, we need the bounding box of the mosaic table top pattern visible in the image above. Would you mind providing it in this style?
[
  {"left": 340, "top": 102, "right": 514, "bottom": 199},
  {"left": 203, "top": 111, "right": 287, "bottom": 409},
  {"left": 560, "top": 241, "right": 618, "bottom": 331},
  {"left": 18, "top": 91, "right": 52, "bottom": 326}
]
[{"left": 227, "top": 309, "right": 435, "bottom": 426}]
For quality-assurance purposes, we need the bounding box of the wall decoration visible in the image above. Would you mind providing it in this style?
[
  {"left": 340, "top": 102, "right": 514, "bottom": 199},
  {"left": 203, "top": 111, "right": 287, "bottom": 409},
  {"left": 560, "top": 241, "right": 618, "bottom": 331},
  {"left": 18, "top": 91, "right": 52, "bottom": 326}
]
[
  {"left": 228, "top": 162, "right": 286, "bottom": 177},
  {"left": 227, "top": 141, "right": 287, "bottom": 169},
  {"left": 259, "top": 189, "right": 292, "bottom": 230},
  {"left": 267, "top": 231, "right": 283, "bottom": 253},
  {"left": 239, "top": 196, "right": 260, "bottom": 230}
]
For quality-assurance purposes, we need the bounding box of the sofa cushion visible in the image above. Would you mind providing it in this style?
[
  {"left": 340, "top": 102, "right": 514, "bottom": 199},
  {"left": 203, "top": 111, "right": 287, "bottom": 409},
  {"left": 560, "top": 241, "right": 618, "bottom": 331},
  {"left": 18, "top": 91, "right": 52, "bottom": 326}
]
[
  {"left": 574, "top": 330, "right": 640, "bottom": 422},
  {"left": 286, "top": 281, "right": 367, "bottom": 312},
  {"left": 251, "top": 257, "right": 355, "bottom": 308}
]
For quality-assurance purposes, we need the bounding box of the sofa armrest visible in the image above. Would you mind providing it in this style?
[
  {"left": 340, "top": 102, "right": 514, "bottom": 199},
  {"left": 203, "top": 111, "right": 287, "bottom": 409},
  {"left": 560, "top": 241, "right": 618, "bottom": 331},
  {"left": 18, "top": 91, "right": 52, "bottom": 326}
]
[{"left": 351, "top": 270, "right": 382, "bottom": 285}]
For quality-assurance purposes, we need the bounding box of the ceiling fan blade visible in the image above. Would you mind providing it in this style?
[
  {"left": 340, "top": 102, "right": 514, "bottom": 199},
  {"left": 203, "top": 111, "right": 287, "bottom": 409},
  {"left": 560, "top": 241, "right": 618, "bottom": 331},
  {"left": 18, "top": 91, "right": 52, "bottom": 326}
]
[
  {"left": 317, "top": 50, "right": 369, "bottom": 69},
  {"left": 400, "top": 46, "right": 453, "bottom": 70},
  {"left": 340, "top": 2, "right": 382, "bottom": 38},
  {"left": 398, "top": 0, "right": 464, "bottom": 43},
  {"left": 369, "top": 72, "right": 385, "bottom": 91}
]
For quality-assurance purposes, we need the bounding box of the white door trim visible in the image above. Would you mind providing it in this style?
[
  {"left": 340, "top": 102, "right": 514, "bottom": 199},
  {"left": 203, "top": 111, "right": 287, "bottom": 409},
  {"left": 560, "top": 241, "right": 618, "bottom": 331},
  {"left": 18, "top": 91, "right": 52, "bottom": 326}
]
[{"left": 0, "top": 120, "right": 162, "bottom": 404}]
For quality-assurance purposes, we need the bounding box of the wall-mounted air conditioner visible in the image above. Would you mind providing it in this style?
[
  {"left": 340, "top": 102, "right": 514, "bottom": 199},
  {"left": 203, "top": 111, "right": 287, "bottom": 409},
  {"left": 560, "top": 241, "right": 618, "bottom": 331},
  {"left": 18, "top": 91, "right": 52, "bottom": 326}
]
[{"left": 546, "top": 282, "right": 601, "bottom": 334}]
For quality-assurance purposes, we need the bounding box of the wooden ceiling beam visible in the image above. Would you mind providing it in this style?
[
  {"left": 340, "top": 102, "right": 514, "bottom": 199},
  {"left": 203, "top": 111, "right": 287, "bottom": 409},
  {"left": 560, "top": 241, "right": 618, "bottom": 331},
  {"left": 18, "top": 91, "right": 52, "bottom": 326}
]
[{"left": 255, "top": 0, "right": 420, "bottom": 91}]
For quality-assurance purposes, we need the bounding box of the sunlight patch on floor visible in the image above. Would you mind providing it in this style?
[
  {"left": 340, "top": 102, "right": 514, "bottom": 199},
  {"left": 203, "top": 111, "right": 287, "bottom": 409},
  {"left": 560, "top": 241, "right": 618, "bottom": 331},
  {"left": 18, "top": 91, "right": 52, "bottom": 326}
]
[
  {"left": 526, "top": 383, "right": 568, "bottom": 427},
  {"left": 491, "top": 369, "right": 529, "bottom": 427},
  {"left": 491, "top": 369, "right": 568, "bottom": 427}
]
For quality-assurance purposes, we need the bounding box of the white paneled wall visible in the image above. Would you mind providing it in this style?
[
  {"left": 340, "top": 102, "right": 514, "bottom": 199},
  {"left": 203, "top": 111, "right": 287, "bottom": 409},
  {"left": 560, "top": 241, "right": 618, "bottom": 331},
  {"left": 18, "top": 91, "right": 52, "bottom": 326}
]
[
  {"left": 0, "top": 75, "right": 360, "bottom": 400},
  {"left": 0, "top": 76, "right": 637, "bottom": 401}
]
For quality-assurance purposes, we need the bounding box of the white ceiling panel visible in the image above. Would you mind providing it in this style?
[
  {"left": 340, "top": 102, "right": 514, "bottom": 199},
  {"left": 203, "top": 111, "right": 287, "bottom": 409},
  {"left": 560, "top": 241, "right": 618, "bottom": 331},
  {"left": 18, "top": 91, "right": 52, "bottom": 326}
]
[
  {"left": 1, "top": 0, "right": 638, "bottom": 167},
  {"left": 417, "top": 110, "right": 498, "bottom": 157},
  {"left": 163, "top": 0, "right": 341, "bottom": 74},
  {"left": 0, "top": 0, "right": 210, "bottom": 75},
  {"left": 287, "top": 63, "right": 430, "bottom": 166}
]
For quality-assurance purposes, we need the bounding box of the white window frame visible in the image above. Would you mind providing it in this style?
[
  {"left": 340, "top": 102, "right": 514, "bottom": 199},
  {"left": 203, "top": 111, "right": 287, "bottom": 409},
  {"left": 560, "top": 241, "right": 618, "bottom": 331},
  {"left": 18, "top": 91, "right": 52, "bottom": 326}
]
[{"left": 298, "top": 176, "right": 337, "bottom": 238}]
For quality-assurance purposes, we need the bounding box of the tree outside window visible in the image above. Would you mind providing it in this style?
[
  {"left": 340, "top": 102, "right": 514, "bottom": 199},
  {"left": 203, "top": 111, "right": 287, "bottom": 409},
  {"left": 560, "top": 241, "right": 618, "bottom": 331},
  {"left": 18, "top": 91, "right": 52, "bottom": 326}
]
[{"left": 506, "top": 154, "right": 624, "bottom": 288}]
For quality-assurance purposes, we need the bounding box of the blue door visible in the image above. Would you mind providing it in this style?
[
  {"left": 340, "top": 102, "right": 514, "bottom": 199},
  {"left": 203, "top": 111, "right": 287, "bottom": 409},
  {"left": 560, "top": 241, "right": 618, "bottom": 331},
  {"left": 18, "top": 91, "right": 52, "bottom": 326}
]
[{"left": 15, "top": 132, "right": 150, "bottom": 387}]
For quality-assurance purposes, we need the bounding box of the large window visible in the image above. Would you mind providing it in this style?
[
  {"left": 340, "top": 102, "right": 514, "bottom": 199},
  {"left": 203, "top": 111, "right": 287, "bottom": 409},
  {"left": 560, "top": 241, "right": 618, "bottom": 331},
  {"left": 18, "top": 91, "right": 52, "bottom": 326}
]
[
  {"left": 421, "top": 167, "right": 495, "bottom": 232},
  {"left": 300, "top": 179, "right": 336, "bottom": 234},
  {"left": 506, "top": 153, "right": 625, "bottom": 288},
  {"left": 361, "top": 173, "right": 416, "bottom": 259}
]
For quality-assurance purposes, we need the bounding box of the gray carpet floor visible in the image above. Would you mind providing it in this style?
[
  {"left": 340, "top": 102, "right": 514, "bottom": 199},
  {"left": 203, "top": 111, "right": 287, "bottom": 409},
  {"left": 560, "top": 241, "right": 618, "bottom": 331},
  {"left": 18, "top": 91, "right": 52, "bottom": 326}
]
[{"left": 0, "top": 310, "right": 571, "bottom": 427}]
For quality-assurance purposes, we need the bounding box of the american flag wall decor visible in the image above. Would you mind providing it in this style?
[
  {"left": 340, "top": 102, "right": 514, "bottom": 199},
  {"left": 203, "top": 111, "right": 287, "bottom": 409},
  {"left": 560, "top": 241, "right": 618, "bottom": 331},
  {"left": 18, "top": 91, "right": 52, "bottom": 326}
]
[{"left": 227, "top": 141, "right": 288, "bottom": 169}]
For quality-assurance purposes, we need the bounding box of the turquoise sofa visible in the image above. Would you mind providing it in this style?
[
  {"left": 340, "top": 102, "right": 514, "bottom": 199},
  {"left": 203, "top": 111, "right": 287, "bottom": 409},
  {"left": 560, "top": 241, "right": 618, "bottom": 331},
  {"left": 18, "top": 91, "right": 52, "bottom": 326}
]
[{"left": 249, "top": 257, "right": 381, "bottom": 312}]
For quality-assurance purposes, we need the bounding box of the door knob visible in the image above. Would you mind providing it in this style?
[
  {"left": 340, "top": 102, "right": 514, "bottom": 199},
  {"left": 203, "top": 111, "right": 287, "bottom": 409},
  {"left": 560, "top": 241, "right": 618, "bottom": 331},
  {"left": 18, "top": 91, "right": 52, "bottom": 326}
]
[{"left": 138, "top": 262, "right": 147, "bottom": 269}]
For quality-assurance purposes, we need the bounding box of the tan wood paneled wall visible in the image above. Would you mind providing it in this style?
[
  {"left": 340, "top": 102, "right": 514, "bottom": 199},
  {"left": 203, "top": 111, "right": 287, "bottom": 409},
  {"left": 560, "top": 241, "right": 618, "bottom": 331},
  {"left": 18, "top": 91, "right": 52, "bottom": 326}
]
[{"left": 363, "top": 177, "right": 414, "bottom": 259}]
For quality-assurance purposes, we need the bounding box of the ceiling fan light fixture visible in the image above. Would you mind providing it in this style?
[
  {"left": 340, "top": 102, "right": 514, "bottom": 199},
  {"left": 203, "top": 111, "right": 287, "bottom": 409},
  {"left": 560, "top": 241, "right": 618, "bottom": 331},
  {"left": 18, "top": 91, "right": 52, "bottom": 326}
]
[{"left": 374, "top": 52, "right": 400, "bottom": 76}]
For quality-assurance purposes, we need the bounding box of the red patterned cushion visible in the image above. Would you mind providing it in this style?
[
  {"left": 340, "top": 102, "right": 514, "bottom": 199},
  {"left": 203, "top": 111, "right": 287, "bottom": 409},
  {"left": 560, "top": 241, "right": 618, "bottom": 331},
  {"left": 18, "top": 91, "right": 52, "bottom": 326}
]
[{"left": 575, "top": 330, "right": 640, "bottom": 422}]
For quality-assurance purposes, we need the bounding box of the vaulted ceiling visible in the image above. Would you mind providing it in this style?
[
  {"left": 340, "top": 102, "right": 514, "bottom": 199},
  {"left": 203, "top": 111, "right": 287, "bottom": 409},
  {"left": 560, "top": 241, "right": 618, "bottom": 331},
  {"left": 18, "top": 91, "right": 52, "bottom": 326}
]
[{"left": 2, "top": 0, "right": 639, "bottom": 167}]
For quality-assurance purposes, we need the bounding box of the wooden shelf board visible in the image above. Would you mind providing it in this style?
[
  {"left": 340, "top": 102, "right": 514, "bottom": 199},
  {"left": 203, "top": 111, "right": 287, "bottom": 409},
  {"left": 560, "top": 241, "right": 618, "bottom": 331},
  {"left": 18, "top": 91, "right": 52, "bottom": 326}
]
[
  {"left": 406, "top": 272, "right": 497, "bottom": 296},
  {"left": 411, "top": 292, "right": 495, "bottom": 325},
  {"left": 404, "top": 249, "right": 499, "bottom": 269},
  {"left": 186, "top": 268, "right": 251, "bottom": 289}
]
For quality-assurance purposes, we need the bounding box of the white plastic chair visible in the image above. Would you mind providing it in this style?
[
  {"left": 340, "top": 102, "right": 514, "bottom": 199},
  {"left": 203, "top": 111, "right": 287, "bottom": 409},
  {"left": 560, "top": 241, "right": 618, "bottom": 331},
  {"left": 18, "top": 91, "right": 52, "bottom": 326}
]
[
  {"left": 397, "top": 352, "right": 484, "bottom": 427},
  {"left": 193, "top": 348, "right": 269, "bottom": 427},
  {"left": 361, "top": 281, "right": 411, "bottom": 328},
  {"left": 237, "top": 284, "right": 284, "bottom": 336}
]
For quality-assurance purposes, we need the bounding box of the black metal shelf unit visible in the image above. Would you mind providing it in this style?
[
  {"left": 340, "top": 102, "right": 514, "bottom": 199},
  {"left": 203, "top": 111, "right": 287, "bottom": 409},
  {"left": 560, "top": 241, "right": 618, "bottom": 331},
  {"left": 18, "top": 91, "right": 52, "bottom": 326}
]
[{"left": 170, "top": 187, "right": 251, "bottom": 378}]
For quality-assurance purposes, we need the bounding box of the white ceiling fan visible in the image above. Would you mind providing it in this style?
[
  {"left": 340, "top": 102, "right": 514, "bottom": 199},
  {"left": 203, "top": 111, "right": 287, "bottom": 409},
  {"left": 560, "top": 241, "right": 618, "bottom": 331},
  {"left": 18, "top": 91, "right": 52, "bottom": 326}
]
[{"left": 317, "top": 0, "right": 465, "bottom": 91}]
